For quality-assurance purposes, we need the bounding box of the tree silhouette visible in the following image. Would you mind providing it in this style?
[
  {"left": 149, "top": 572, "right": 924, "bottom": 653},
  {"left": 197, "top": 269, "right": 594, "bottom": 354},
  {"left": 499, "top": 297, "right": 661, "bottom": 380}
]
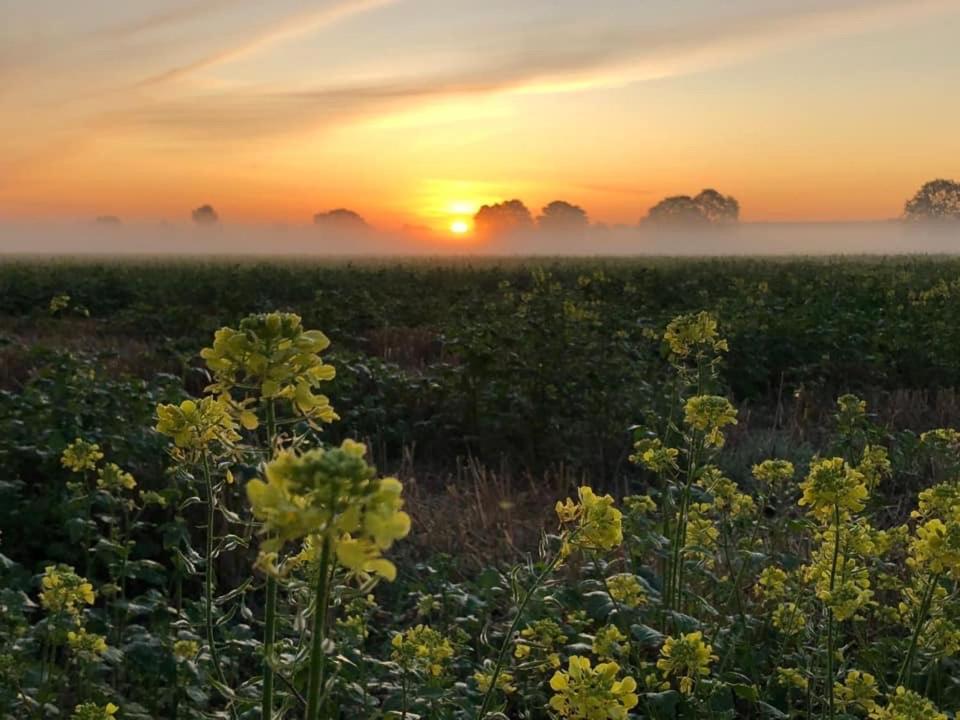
[
  {"left": 191, "top": 205, "right": 218, "bottom": 225},
  {"left": 904, "top": 179, "right": 960, "bottom": 221},
  {"left": 644, "top": 189, "right": 739, "bottom": 226},
  {"left": 538, "top": 200, "right": 589, "bottom": 231},
  {"left": 313, "top": 208, "right": 369, "bottom": 230},
  {"left": 473, "top": 199, "right": 533, "bottom": 236}
]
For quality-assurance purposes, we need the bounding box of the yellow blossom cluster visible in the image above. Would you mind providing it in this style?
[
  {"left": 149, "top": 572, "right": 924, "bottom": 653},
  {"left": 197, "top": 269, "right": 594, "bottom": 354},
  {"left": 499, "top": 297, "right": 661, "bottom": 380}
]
[
  {"left": 656, "top": 631, "right": 717, "bottom": 695},
  {"left": 96, "top": 462, "right": 137, "bottom": 492},
  {"left": 869, "top": 686, "right": 947, "bottom": 720},
  {"left": 663, "top": 311, "right": 728, "bottom": 360},
  {"left": 606, "top": 573, "right": 648, "bottom": 608},
  {"left": 752, "top": 459, "right": 795, "bottom": 486},
  {"left": 155, "top": 397, "right": 240, "bottom": 457},
  {"left": 246, "top": 440, "right": 410, "bottom": 581},
  {"left": 390, "top": 625, "right": 454, "bottom": 678},
  {"left": 67, "top": 627, "right": 108, "bottom": 657},
  {"left": 799, "top": 457, "right": 868, "bottom": 520},
  {"left": 683, "top": 395, "right": 738, "bottom": 448},
  {"left": 630, "top": 438, "right": 679, "bottom": 473},
  {"left": 61, "top": 439, "right": 104, "bottom": 473},
  {"left": 70, "top": 704, "right": 119, "bottom": 720},
  {"left": 40, "top": 565, "right": 96, "bottom": 616},
  {"left": 555, "top": 486, "right": 623, "bottom": 553},
  {"left": 549, "top": 655, "right": 638, "bottom": 720}
]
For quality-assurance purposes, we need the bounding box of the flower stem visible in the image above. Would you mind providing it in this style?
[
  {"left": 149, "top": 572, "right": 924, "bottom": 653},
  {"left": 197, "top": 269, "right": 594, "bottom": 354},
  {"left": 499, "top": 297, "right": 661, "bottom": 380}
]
[
  {"left": 897, "top": 572, "right": 941, "bottom": 688},
  {"left": 825, "top": 504, "right": 842, "bottom": 720},
  {"left": 201, "top": 453, "right": 229, "bottom": 693},
  {"left": 305, "top": 535, "right": 333, "bottom": 720},
  {"left": 262, "top": 398, "right": 278, "bottom": 719},
  {"left": 476, "top": 551, "right": 564, "bottom": 720}
]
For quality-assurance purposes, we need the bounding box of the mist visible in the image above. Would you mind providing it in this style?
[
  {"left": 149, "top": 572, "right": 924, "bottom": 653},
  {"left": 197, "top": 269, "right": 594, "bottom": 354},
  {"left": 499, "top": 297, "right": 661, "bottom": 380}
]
[{"left": 0, "top": 220, "right": 958, "bottom": 258}]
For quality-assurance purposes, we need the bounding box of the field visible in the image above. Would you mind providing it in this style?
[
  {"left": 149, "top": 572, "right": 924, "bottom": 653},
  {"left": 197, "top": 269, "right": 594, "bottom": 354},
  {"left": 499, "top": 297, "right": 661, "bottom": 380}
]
[{"left": 3, "top": 256, "right": 960, "bottom": 719}]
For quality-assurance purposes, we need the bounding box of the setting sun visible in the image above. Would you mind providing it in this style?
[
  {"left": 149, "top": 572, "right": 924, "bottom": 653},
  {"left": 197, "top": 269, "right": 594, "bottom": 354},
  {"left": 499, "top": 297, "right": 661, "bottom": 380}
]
[{"left": 450, "top": 219, "right": 471, "bottom": 235}]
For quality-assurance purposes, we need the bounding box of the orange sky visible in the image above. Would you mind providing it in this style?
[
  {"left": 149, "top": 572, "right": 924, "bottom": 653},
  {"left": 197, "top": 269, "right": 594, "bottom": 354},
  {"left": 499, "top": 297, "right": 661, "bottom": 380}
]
[{"left": 2, "top": 0, "right": 960, "bottom": 236}]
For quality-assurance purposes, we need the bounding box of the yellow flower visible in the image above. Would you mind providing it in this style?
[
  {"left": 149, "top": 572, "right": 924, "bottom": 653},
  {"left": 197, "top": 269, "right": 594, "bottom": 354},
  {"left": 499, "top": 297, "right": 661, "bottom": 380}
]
[
  {"left": 606, "top": 573, "right": 648, "bottom": 608},
  {"left": 836, "top": 394, "right": 867, "bottom": 436},
  {"left": 96, "top": 463, "right": 136, "bottom": 492},
  {"left": 869, "top": 686, "right": 946, "bottom": 720},
  {"left": 755, "top": 566, "right": 790, "bottom": 602},
  {"left": 752, "top": 459, "right": 795, "bottom": 486},
  {"left": 556, "top": 486, "right": 623, "bottom": 553},
  {"left": 70, "top": 703, "right": 119, "bottom": 720},
  {"left": 657, "top": 632, "right": 717, "bottom": 695},
  {"left": 908, "top": 516, "right": 960, "bottom": 578},
  {"left": 201, "top": 312, "right": 337, "bottom": 424},
  {"left": 549, "top": 656, "right": 638, "bottom": 720},
  {"left": 798, "top": 457, "right": 868, "bottom": 520},
  {"left": 776, "top": 667, "right": 809, "bottom": 691},
  {"left": 61, "top": 439, "right": 104, "bottom": 473},
  {"left": 772, "top": 603, "right": 805, "bottom": 635},
  {"left": 247, "top": 441, "right": 410, "bottom": 581},
  {"left": 623, "top": 494, "right": 657, "bottom": 515},
  {"left": 390, "top": 625, "right": 454, "bottom": 680},
  {"left": 684, "top": 395, "right": 738, "bottom": 448},
  {"left": 592, "top": 625, "right": 629, "bottom": 660},
  {"left": 173, "top": 639, "right": 200, "bottom": 661},
  {"left": 514, "top": 643, "right": 531, "bottom": 659},
  {"left": 663, "top": 312, "right": 728, "bottom": 360},
  {"left": 40, "top": 565, "right": 96, "bottom": 616},
  {"left": 49, "top": 293, "right": 70, "bottom": 314},
  {"left": 912, "top": 481, "right": 960, "bottom": 522},
  {"left": 67, "top": 628, "right": 108, "bottom": 657},
  {"left": 155, "top": 397, "right": 240, "bottom": 455},
  {"left": 835, "top": 670, "right": 879, "bottom": 714},
  {"left": 474, "top": 669, "right": 516, "bottom": 694},
  {"left": 858, "top": 445, "right": 891, "bottom": 491},
  {"left": 629, "top": 439, "right": 679, "bottom": 473}
]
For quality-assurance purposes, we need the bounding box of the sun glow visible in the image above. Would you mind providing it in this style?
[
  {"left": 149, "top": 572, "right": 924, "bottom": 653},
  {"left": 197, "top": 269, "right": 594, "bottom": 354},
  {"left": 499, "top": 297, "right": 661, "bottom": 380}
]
[{"left": 450, "top": 219, "right": 471, "bottom": 235}]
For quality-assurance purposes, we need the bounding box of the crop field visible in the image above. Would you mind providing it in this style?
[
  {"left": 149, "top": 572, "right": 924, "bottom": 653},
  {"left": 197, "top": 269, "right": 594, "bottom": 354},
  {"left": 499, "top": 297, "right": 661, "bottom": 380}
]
[{"left": 3, "top": 256, "right": 960, "bottom": 719}]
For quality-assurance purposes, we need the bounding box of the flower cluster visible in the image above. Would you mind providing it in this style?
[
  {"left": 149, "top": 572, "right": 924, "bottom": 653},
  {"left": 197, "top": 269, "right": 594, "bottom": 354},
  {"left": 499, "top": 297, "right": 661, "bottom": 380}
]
[
  {"left": 96, "top": 463, "right": 137, "bottom": 492},
  {"left": 391, "top": 625, "right": 454, "bottom": 678},
  {"left": 606, "top": 573, "right": 647, "bottom": 608},
  {"left": 67, "top": 627, "right": 108, "bottom": 658},
  {"left": 555, "top": 486, "right": 623, "bottom": 553},
  {"left": 70, "top": 704, "right": 119, "bottom": 720},
  {"left": 246, "top": 440, "right": 410, "bottom": 581},
  {"left": 548, "top": 656, "right": 638, "bottom": 720},
  {"left": 173, "top": 639, "right": 200, "bottom": 661},
  {"left": 61, "top": 439, "right": 104, "bottom": 473},
  {"left": 869, "top": 686, "right": 947, "bottom": 720},
  {"left": 592, "top": 625, "right": 629, "bottom": 660},
  {"left": 630, "top": 438, "right": 679, "bottom": 473},
  {"left": 656, "top": 631, "right": 717, "bottom": 695},
  {"left": 201, "top": 312, "right": 337, "bottom": 423},
  {"left": 752, "top": 459, "right": 795, "bottom": 486},
  {"left": 908, "top": 515, "right": 960, "bottom": 578},
  {"left": 834, "top": 670, "right": 879, "bottom": 714},
  {"left": 683, "top": 395, "right": 738, "bottom": 448},
  {"left": 473, "top": 669, "right": 516, "bottom": 694},
  {"left": 799, "top": 457, "right": 868, "bottom": 520},
  {"left": 39, "top": 565, "right": 96, "bottom": 616},
  {"left": 663, "top": 311, "right": 728, "bottom": 361},
  {"left": 515, "top": 618, "right": 565, "bottom": 667},
  {"left": 155, "top": 397, "right": 240, "bottom": 457}
]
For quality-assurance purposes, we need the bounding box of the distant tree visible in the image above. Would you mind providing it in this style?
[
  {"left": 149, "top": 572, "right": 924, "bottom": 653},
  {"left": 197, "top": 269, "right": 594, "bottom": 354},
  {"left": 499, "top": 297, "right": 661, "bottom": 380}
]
[
  {"left": 473, "top": 199, "right": 533, "bottom": 236},
  {"left": 94, "top": 215, "right": 121, "bottom": 225},
  {"left": 904, "top": 179, "right": 960, "bottom": 221},
  {"left": 537, "top": 200, "right": 589, "bottom": 231},
  {"left": 313, "top": 208, "right": 369, "bottom": 230},
  {"left": 192, "top": 204, "right": 218, "bottom": 225},
  {"left": 693, "top": 189, "right": 739, "bottom": 223},
  {"left": 644, "top": 189, "right": 740, "bottom": 226}
]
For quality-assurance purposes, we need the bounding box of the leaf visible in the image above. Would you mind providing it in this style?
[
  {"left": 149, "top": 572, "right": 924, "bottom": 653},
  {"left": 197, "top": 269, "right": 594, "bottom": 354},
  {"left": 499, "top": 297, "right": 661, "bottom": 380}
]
[
  {"left": 731, "top": 683, "right": 760, "bottom": 702},
  {"left": 630, "top": 623, "right": 665, "bottom": 648},
  {"left": 644, "top": 690, "right": 680, "bottom": 719}
]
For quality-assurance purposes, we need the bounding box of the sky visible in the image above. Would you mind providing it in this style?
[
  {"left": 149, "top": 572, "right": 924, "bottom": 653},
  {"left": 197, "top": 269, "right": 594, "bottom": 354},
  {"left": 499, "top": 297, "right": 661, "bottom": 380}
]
[{"left": 2, "top": 0, "right": 960, "bottom": 237}]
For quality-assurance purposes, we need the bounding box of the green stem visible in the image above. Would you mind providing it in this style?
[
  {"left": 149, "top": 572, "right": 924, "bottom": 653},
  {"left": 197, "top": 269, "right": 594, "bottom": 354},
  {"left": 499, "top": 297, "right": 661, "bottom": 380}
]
[
  {"left": 305, "top": 536, "right": 334, "bottom": 720},
  {"left": 201, "top": 454, "right": 230, "bottom": 691},
  {"left": 476, "top": 551, "right": 564, "bottom": 720},
  {"left": 825, "top": 504, "right": 842, "bottom": 720},
  {"left": 262, "top": 398, "right": 278, "bottom": 719},
  {"left": 896, "top": 572, "right": 941, "bottom": 688}
]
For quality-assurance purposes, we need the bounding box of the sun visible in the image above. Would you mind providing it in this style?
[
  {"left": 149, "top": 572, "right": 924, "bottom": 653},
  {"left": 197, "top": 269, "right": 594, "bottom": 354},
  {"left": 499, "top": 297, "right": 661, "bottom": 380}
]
[{"left": 450, "top": 219, "right": 471, "bottom": 235}]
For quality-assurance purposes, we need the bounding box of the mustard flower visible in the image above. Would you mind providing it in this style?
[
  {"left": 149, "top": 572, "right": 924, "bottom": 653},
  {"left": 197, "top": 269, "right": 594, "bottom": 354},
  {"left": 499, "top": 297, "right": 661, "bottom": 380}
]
[
  {"left": 697, "top": 468, "right": 755, "bottom": 519},
  {"left": 776, "top": 667, "right": 808, "bottom": 691},
  {"left": 40, "top": 565, "right": 95, "bottom": 616},
  {"left": 71, "top": 704, "right": 119, "bottom": 720},
  {"left": 606, "top": 573, "right": 648, "bottom": 608},
  {"left": 173, "top": 639, "right": 200, "bottom": 661},
  {"left": 67, "top": 628, "right": 108, "bottom": 658},
  {"left": 919, "top": 428, "right": 960, "bottom": 455},
  {"left": 549, "top": 656, "right": 639, "bottom": 720},
  {"left": 663, "top": 312, "right": 728, "bottom": 360},
  {"left": 858, "top": 445, "right": 892, "bottom": 491},
  {"left": 912, "top": 481, "right": 960, "bottom": 522},
  {"left": 201, "top": 312, "right": 337, "bottom": 423},
  {"left": 556, "top": 486, "right": 623, "bottom": 553},
  {"left": 752, "top": 459, "right": 795, "bottom": 486},
  {"left": 836, "top": 394, "right": 867, "bottom": 436},
  {"left": 61, "top": 439, "right": 104, "bottom": 473},
  {"left": 623, "top": 494, "right": 657, "bottom": 515},
  {"left": 630, "top": 438, "right": 679, "bottom": 473},
  {"left": 869, "top": 686, "right": 947, "bottom": 720},
  {"left": 592, "top": 625, "right": 629, "bottom": 660},
  {"left": 907, "top": 516, "right": 960, "bottom": 578},
  {"left": 96, "top": 462, "right": 136, "bottom": 492},
  {"left": 390, "top": 625, "right": 454, "bottom": 679},
  {"left": 683, "top": 395, "right": 738, "bottom": 448},
  {"left": 247, "top": 440, "right": 410, "bottom": 580},
  {"left": 656, "top": 631, "right": 717, "bottom": 695},
  {"left": 474, "top": 669, "right": 516, "bottom": 694},
  {"left": 155, "top": 397, "right": 240, "bottom": 456},
  {"left": 772, "top": 603, "right": 805, "bottom": 635},
  {"left": 834, "top": 670, "right": 879, "bottom": 714},
  {"left": 798, "top": 457, "right": 868, "bottom": 520},
  {"left": 755, "top": 566, "right": 790, "bottom": 602},
  {"left": 518, "top": 618, "right": 566, "bottom": 658},
  {"left": 684, "top": 508, "right": 719, "bottom": 559},
  {"left": 49, "top": 293, "right": 70, "bottom": 314}
]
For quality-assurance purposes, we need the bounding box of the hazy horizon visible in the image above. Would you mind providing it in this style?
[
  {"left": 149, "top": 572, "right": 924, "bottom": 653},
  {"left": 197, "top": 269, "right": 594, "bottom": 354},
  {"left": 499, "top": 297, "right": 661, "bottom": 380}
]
[{"left": 4, "top": 0, "right": 960, "bottom": 246}]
